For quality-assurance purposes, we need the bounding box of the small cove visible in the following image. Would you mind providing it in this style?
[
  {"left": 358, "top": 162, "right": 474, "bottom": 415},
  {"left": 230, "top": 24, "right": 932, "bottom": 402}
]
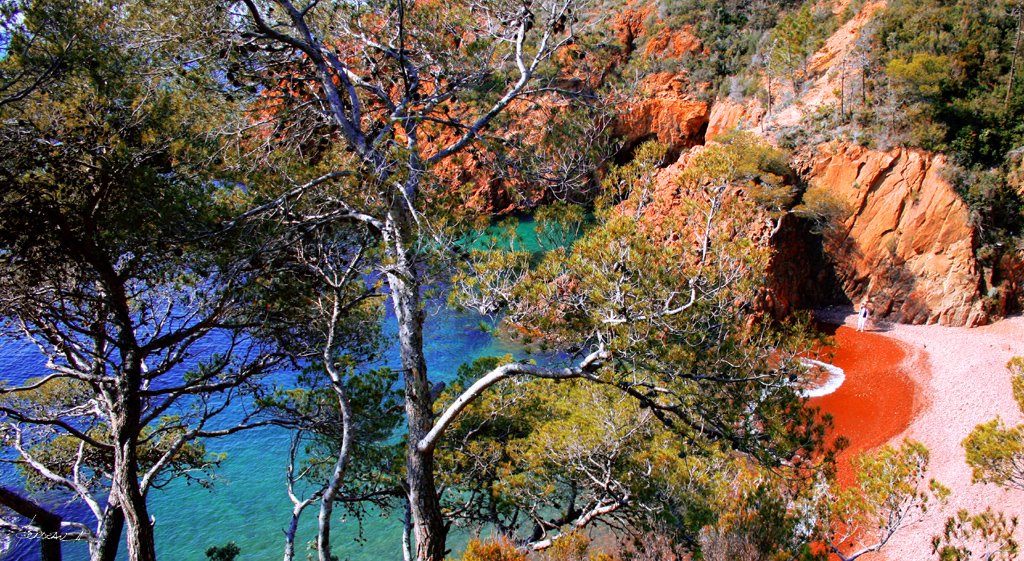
[
  {"left": 809, "top": 323, "right": 919, "bottom": 485},
  {"left": 0, "top": 217, "right": 921, "bottom": 560},
  {"left": 1, "top": 320, "right": 921, "bottom": 560}
]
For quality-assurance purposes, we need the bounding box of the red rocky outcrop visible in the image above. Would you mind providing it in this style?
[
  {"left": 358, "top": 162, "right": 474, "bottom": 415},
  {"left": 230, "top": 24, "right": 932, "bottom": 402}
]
[
  {"left": 804, "top": 142, "right": 988, "bottom": 326},
  {"left": 627, "top": 144, "right": 841, "bottom": 320},
  {"left": 613, "top": 72, "right": 710, "bottom": 157},
  {"left": 706, "top": 98, "right": 765, "bottom": 141},
  {"left": 642, "top": 25, "right": 702, "bottom": 60}
]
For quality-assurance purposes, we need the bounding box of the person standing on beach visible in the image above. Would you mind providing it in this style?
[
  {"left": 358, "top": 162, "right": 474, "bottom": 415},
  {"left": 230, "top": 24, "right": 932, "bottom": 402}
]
[{"left": 857, "top": 301, "right": 870, "bottom": 332}]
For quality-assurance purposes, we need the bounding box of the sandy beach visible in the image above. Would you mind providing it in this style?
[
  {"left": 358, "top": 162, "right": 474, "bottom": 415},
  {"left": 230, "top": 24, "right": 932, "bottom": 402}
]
[
  {"left": 814, "top": 308, "right": 1024, "bottom": 560},
  {"left": 809, "top": 322, "right": 919, "bottom": 486}
]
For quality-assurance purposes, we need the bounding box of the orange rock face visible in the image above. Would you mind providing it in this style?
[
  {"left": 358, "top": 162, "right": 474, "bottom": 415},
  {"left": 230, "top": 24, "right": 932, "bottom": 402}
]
[
  {"left": 613, "top": 72, "right": 710, "bottom": 156},
  {"left": 805, "top": 142, "right": 988, "bottom": 326},
  {"left": 706, "top": 98, "right": 765, "bottom": 141},
  {"left": 641, "top": 25, "right": 702, "bottom": 60},
  {"left": 437, "top": 2, "right": 711, "bottom": 214},
  {"left": 608, "top": 0, "right": 1000, "bottom": 327},
  {"left": 607, "top": 3, "right": 710, "bottom": 156},
  {"left": 612, "top": 4, "right": 656, "bottom": 54},
  {"left": 431, "top": 97, "right": 563, "bottom": 214},
  {"left": 622, "top": 139, "right": 990, "bottom": 326},
  {"left": 767, "top": 0, "right": 884, "bottom": 130},
  {"left": 622, "top": 144, "right": 840, "bottom": 319},
  {"left": 434, "top": 146, "right": 523, "bottom": 215}
]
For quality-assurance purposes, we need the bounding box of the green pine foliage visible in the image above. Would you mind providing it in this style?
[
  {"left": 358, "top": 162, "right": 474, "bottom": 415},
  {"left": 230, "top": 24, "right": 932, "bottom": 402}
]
[
  {"left": 205, "top": 542, "right": 241, "bottom": 561},
  {"left": 934, "top": 358, "right": 1024, "bottom": 561},
  {"left": 962, "top": 357, "right": 1024, "bottom": 492},
  {"left": 655, "top": 0, "right": 802, "bottom": 89},
  {"left": 932, "top": 508, "right": 1020, "bottom": 561},
  {"left": 870, "top": 0, "right": 1024, "bottom": 164}
]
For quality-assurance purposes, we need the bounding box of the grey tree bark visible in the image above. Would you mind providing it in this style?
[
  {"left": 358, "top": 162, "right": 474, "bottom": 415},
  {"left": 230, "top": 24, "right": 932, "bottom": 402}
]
[
  {"left": 232, "top": 2, "right": 580, "bottom": 558},
  {"left": 385, "top": 211, "right": 448, "bottom": 561}
]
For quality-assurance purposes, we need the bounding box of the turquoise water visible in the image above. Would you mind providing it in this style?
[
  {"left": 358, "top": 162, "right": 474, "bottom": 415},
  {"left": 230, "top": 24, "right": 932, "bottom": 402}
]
[
  {"left": 1, "top": 214, "right": 560, "bottom": 560},
  {"left": 1, "top": 303, "right": 539, "bottom": 561},
  {"left": 143, "top": 315, "right": 506, "bottom": 561}
]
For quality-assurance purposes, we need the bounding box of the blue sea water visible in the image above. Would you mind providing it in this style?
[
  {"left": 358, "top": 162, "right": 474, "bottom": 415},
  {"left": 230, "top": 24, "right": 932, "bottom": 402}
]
[
  {"left": 1, "top": 217, "right": 556, "bottom": 561},
  {"left": 2, "top": 303, "right": 538, "bottom": 561}
]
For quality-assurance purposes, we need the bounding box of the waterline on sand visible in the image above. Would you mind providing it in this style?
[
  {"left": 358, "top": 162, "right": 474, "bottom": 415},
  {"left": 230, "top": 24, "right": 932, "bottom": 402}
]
[{"left": 798, "top": 358, "right": 846, "bottom": 398}]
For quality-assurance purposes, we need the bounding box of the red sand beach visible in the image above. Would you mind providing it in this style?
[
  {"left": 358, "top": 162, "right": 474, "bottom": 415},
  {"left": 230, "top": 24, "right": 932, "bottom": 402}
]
[
  {"left": 810, "top": 324, "right": 920, "bottom": 485},
  {"left": 812, "top": 309, "right": 1024, "bottom": 560}
]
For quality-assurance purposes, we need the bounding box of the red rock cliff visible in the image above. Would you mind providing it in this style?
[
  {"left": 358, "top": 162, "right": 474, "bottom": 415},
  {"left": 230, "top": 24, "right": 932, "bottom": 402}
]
[
  {"left": 804, "top": 142, "right": 988, "bottom": 326},
  {"left": 613, "top": 72, "right": 710, "bottom": 157},
  {"left": 616, "top": 143, "right": 839, "bottom": 320},
  {"left": 689, "top": 0, "right": 995, "bottom": 326}
]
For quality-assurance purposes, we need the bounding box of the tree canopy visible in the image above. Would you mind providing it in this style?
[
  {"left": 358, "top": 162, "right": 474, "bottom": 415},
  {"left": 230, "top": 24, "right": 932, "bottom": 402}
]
[{"left": 10, "top": 0, "right": 1016, "bottom": 560}]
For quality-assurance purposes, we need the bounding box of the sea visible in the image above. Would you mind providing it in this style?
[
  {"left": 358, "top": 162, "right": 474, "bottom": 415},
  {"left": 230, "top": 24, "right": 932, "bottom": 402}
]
[{"left": 1, "top": 218, "right": 549, "bottom": 561}]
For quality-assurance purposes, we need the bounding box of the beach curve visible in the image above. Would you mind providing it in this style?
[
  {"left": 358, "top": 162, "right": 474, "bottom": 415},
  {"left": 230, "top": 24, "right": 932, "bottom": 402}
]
[{"left": 813, "top": 308, "right": 1024, "bottom": 560}]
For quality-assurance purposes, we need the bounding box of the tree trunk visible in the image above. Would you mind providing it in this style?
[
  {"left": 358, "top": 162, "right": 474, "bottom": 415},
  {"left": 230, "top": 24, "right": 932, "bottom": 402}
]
[
  {"left": 402, "top": 501, "right": 413, "bottom": 561},
  {"left": 283, "top": 432, "right": 320, "bottom": 561},
  {"left": 93, "top": 500, "right": 125, "bottom": 561},
  {"left": 861, "top": 65, "right": 867, "bottom": 107},
  {"left": 385, "top": 211, "right": 448, "bottom": 561},
  {"left": 839, "top": 60, "right": 846, "bottom": 121},
  {"left": 113, "top": 440, "right": 156, "bottom": 561},
  {"left": 1007, "top": 6, "right": 1024, "bottom": 108},
  {"left": 317, "top": 384, "right": 355, "bottom": 561},
  {"left": 40, "top": 529, "right": 61, "bottom": 561},
  {"left": 111, "top": 447, "right": 156, "bottom": 561},
  {"left": 283, "top": 509, "right": 299, "bottom": 561},
  {"left": 110, "top": 363, "right": 156, "bottom": 561}
]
